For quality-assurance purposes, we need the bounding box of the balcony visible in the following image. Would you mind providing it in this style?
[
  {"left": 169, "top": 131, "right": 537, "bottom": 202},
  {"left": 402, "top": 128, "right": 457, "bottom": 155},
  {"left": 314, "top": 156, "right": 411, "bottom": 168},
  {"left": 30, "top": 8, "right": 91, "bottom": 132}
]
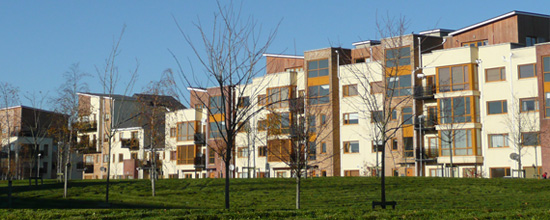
[
  {"left": 77, "top": 162, "right": 94, "bottom": 174},
  {"left": 121, "top": 138, "right": 139, "bottom": 151},
  {"left": 413, "top": 85, "right": 435, "bottom": 100},
  {"left": 76, "top": 140, "right": 98, "bottom": 154},
  {"left": 414, "top": 116, "right": 437, "bottom": 131},
  {"left": 194, "top": 155, "right": 205, "bottom": 169},
  {"left": 76, "top": 121, "right": 98, "bottom": 132},
  {"left": 194, "top": 133, "right": 206, "bottom": 145}
]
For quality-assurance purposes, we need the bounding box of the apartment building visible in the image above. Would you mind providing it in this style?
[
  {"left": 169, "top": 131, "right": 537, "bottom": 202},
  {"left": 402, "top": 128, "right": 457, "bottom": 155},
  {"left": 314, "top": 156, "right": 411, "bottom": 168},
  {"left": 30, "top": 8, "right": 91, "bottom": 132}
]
[
  {"left": 174, "top": 10, "right": 550, "bottom": 179},
  {"left": 0, "top": 106, "right": 66, "bottom": 180},
  {"left": 78, "top": 92, "right": 183, "bottom": 179}
]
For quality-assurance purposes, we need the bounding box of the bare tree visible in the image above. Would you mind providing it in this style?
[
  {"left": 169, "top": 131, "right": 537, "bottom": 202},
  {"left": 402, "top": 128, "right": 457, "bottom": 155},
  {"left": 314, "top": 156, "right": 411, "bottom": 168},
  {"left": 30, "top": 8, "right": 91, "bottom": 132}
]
[
  {"left": 96, "top": 26, "right": 139, "bottom": 204},
  {"left": 0, "top": 82, "right": 20, "bottom": 180},
  {"left": 171, "top": 2, "right": 278, "bottom": 209}
]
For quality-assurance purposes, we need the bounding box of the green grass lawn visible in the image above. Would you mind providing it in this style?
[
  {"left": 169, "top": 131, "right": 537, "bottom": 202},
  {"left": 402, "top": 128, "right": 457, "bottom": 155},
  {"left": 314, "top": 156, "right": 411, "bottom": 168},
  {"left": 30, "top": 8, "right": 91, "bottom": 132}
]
[{"left": 1, "top": 177, "right": 550, "bottom": 219}]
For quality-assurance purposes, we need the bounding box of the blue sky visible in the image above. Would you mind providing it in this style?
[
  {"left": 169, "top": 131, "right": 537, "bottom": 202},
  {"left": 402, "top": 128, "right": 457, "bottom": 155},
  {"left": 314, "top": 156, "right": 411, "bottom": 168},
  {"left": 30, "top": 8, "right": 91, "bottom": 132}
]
[{"left": 1, "top": 1, "right": 549, "bottom": 108}]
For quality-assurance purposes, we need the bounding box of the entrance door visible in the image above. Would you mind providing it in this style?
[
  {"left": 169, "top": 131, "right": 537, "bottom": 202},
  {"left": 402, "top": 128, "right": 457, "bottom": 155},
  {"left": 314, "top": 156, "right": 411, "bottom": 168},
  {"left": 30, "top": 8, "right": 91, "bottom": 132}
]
[{"left": 406, "top": 168, "right": 414, "bottom": 177}]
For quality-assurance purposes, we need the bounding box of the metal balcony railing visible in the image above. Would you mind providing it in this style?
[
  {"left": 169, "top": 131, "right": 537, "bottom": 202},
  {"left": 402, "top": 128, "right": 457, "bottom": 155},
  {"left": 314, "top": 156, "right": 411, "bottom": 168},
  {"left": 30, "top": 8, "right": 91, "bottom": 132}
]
[{"left": 413, "top": 85, "right": 435, "bottom": 100}]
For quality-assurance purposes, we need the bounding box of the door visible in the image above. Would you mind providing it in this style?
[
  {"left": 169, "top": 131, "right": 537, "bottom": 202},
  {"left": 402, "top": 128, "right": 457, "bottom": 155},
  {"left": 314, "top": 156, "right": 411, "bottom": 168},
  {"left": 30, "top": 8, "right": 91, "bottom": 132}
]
[{"left": 406, "top": 168, "right": 414, "bottom": 177}]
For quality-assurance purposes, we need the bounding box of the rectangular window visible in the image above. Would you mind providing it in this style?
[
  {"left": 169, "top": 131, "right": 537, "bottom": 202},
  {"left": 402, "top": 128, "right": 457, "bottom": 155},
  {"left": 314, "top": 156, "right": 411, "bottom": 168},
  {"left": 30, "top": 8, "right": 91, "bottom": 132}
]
[
  {"left": 488, "top": 134, "right": 509, "bottom": 148},
  {"left": 118, "top": 153, "right": 123, "bottom": 162},
  {"left": 112, "top": 154, "right": 115, "bottom": 163},
  {"left": 386, "top": 75, "right": 412, "bottom": 97},
  {"left": 237, "top": 147, "right": 248, "bottom": 158},
  {"left": 392, "top": 138, "right": 398, "bottom": 151},
  {"left": 103, "top": 154, "right": 109, "bottom": 163},
  {"left": 402, "top": 107, "right": 413, "bottom": 125},
  {"left": 209, "top": 96, "right": 223, "bottom": 114},
  {"left": 520, "top": 98, "right": 538, "bottom": 112},
  {"left": 370, "top": 81, "right": 384, "bottom": 94},
  {"left": 131, "top": 152, "right": 138, "bottom": 160},
  {"left": 490, "top": 167, "right": 511, "bottom": 178},
  {"left": 177, "top": 145, "right": 195, "bottom": 165},
  {"left": 427, "top": 137, "right": 438, "bottom": 157},
  {"left": 257, "top": 119, "right": 267, "bottom": 131},
  {"left": 440, "top": 129, "right": 474, "bottom": 156},
  {"left": 522, "top": 132, "right": 539, "bottom": 146},
  {"left": 170, "top": 127, "right": 177, "bottom": 138},
  {"left": 308, "top": 115, "right": 316, "bottom": 133},
  {"left": 487, "top": 100, "right": 507, "bottom": 115},
  {"left": 485, "top": 67, "right": 506, "bottom": 82},
  {"left": 518, "top": 64, "right": 536, "bottom": 79},
  {"left": 403, "top": 137, "right": 413, "bottom": 157},
  {"left": 267, "top": 87, "right": 291, "bottom": 108},
  {"left": 321, "top": 114, "right": 327, "bottom": 125},
  {"left": 439, "top": 97, "right": 472, "bottom": 124},
  {"left": 372, "top": 141, "right": 383, "bottom": 152},
  {"left": 170, "top": 151, "right": 176, "bottom": 161},
  {"left": 438, "top": 65, "right": 470, "bottom": 92},
  {"left": 268, "top": 139, "right": 291, "bottom": 162},
  {"left": 344, "top": 141, "right": 359, "bottom": 153},
  {"left": 238, "top": 96, "right": 250, "bottom": 108},
  {"left": 307, "top": 59, "right": 329, "bottom": 78},
  {"left": 343, "top": 84, "right": 358, "bottom": 97},
  {"left": 391, "top": 109, "right": 397, "bottom": 120},
  {"left": 209, "top": 121, "right": 225, "bottom": 138},
  {"left": 546, "top": 92, "right": 550, "bottom": 118},
  {"left": 321, "top": 142, "right": 327, "bottom": 153},
  {"left": 308, "top": 84, "right": 330, "bottom": 105},
  {"left": 258, "top": 146, "right": 267, "bottom": 157},
  {"left": 178, "top": 122, "right": 196, "bottom": 141},
  {"left": 209, "top": 150, "right": 215, "bottom": 164},
  {"left": 544, "top": 57, "right": 550, "bottom": 82},
  {"left": 385, "top": 47, "right": 411, "bottom": 67},
  {"left": 461, "top": 40, "right": 488, "bottom": 47},
  {"left": 344, "top": 113, "right": 359, "bottom": 125},
  {"left": 371, "top": 111, "right": 383, "bottom": 123},
  {"left": 309, "top": 142, "right": 316, "bottom": 160}
]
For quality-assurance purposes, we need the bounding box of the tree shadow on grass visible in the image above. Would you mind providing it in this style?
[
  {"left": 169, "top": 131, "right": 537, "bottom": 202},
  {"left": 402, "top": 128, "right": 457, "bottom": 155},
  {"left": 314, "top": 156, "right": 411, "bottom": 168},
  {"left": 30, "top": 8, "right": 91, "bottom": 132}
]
[{"left": 0, "top": 196, "right": 180, "bottom": 209}]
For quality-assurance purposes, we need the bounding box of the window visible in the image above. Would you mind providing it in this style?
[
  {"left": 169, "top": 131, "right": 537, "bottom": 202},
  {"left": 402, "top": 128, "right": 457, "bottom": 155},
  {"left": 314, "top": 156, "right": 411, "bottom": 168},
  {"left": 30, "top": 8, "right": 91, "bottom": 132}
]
[
  {"left": 321, "top": 142, "right": 327, "bottom": 153},
  {"left": 209, "top": 121, "right": 225, "bottom": 138},
  {"left": 520, "top": 98, "right": 538, "bottom": 112},
  {"left": 386, "top": 75, "right": 412, "bottom": 97},
  {"left": 487, "top": 100, "right": 507, "bottom": 115},
  {"left": 43, "top": 144, "right": 48, "bottom": 156},
  {"left": 371, "top": 111, "right": 383, "bottom": 123},
  {"left": 488, "top": 134, "right": 509, "bottom": 148},
  {"left": 209, "top": 96, "right": 223, "bottom": 114},
  {"left": 308, "top": 84, "right": 330, "bottom": 105},
  {"left": 309, "top": 142, "right": 316, "bottom": 160},
  {"left": 490, "top": 167, "right": 511, "bottom": 178},
  {"left": 518, "top": 64, "right": 535, "bottom": 79},
  {"left": 307, "top": 59, "right": 329, "bottom": 78},
  {"left": 385, "top": 47, "right": 410, "bottom": 67},
  {"left": 170, "top": 127, "right": 177, "bottom": 138},
  {"left": 268, "top": 113, "right": 291, "bottom": 134},
  {"left": 392, "top": 138, "right": 398, "bottom": 151},
  {"left": 439, "top": 97, "right": 472, "bottom": 124},
  {"left": 343, "top": 84, "right": 358, "bottom": 97},
  {"left": 402, "top": 107, "right": 413, "bottom": 125},
  {"left": 209, "top": 150, "right": 215, "bottom": 164},
  {"left": 344, "top": 141, "right": 359, "bottom": 153},
  {"left": 238, "top": 96, "right": 250, "bottom": 108},
  {"left": 237, "top": 147, "right": 248, "bottom": 158},
  {"left": 438, "top": 65, "right": 470, "bottom": 92},
  {"left": 372, "top": 141, "right": 383, "bottom": 152},
  {"left": 546, "top": 92, "right": 550, "bottom": 118},
  {"left": 370, "top": 81, "right": 384, "bottom": 94},
  {"left": 103, "top": 154, "right": 109, "bottom": 163},
  {"left": 118, "top": 153, "right": 124, "bottom": 163},
  {"left": 258, "top": 146, "right": 267, "bottom": 157},
  {"left": 461, "top": 40, "right": 488, "bottom": 47},
  {"left": 522, "top": 132, "right": 539, "bottom": 146},
  {"left": 427, "top": 137, "right": 438, "bottom": 157},
  {"left": 257, "top": 95, "right": 266, "bottom": 106},
  {"left": 403, "top": 137, "right": 413, "bottom": 157},
  {"left": 85, "top": 155, "right": 94, "bottom": 164},
  {"left": 178, "top": 122, "right": 196, "bottom": 141},
  {"left": 440, "top": 129, "right": 474, "bottom": 156},
  {"left": 267, "top": 87, "right": 290, "bottom": 108},
  {"left": 344, "top": 170, "right": 360, "bottom": 177},
  {"left": 344, "top": 113, "right": 359, "bottom": 125},
  {"left": 526, "top": 36, "right": 545, "bottom": 46},
  {"left": 391, "top": 109, "right": 397, "bottom": 120},
  {"left": 170, "top": 151, "right": 176, "bottom": 161},
  {"left": 131, "top": 152, "right": 138, "bottom": 159},
  {"left": 544, "top": 57, "right": 550, "bottom": 82},
  {"left": 485, "top": 67, "right": 506, "bottom": 82},
  {"left": 257, "top": 119, "right": 267, "bottom": 131},
  {"left": 308, "top": 115, "right": 316, "bottom": 133},
  {"left": 177, "top": 145, "right": 195, "bottom": 165}
]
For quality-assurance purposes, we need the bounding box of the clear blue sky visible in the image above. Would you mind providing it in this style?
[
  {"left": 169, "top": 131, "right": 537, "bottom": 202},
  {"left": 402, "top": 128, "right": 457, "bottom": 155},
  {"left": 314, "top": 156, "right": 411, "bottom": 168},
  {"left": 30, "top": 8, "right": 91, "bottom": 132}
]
[{"left": 1, "top": 1, "right": 549, "bottom": 109}]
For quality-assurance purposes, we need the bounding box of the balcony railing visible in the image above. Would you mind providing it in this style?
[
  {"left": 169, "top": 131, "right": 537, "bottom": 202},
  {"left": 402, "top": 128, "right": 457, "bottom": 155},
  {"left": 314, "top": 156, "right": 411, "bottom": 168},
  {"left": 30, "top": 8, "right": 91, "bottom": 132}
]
[
  {"left": 194, "top": 133, "right": 206, "bottom": 145},
  {"left": 121, "top": 138, "right": 139, "bottom": 150},
  {"left": 414, "top": 116, "right": 438, "bottom": 131},
  {"left": 76, "top": 140, "right": 98, "bottom": 154},
  {"left": 413, "top": 85, "right": 435, "bottom": 100},
  {"left": 76, "top": 121, "right": 98, "bottom": 132},
  {"left": 194, "top": 155, "right": 205, "bottom": 169}
]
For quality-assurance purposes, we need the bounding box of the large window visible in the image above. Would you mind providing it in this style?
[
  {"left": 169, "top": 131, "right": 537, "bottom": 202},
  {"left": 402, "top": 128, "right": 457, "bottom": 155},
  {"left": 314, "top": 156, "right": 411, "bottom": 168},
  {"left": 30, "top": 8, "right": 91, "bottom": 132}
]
[
  {"left": 490, "top": 167, "right": 511, "bottom": 178},
  {"left": 518, "top": 64, "right": 536, "bottom": 79},
  {"left": 488, "top": 134, "right": 509, "bottom": 148},
  {"left": 307, "top": 59, "right": 329, "bottom": 78},
  {"left": 544, "top": 57, "right": 550, "bottom": 82},
  {"left": 209, "top": 121, "right": 225, "bottom": 138},
  {"left": 344, "top": 141, "right": 359, "bottom": 153},
  {"left": 370, "top": 111, "right": 383, "bottom": 123},
  {"left": 386, "top": 75, "right": 412, "bottom": 97},
  {"left": 385, "top": 47, "right": 410, "bottom": 67},
  {"left": 546, "top": 92, "right": 550, "bottom": 118},
  {"left": 438, "top": 65, "right": 470, "bottom": 92},
  {"left": 177, "top": 145, "right": 195, "bottom": 165},
  {"left": 308, "top": 84, "right": 330, "bottom": 105},
  {"left": 520, "top": 98, "right": 538, "bottom": 112},
  {"left": 440, "top": 97, "right": 472, "bottom": 124},
  {"left": 343, "top": 84, "right": 358, "bottom": 97},
  {"left": 238, "top": 96, "right": 250, "bottom": 108},
  {"left": 522, "top": 132, "right": 539, "bottom": 146},
  {"left": 403, "top": 137, "right": 413, "bottom": 157},
  {"left": 177, "top": 122, "right": 196, "bottom": 141},
  {"left": 344, "top": 113, "right": 359, "bottom": 124},
  {"left": 402, "top": 107, "right": 413, "bottom": 125},
  {"left": 267, "top": 87, "right": 290, "bottom": 108},
  {"left": 487, "top": 100, "right": 507, "bottom": 115},
  {"left": 462, "top": 40, "right": 488, "bottom": 47},
  {"left": 209, "top": 96, "right": 223, "bottom": 114},
  {"left": 237, "top": 147, "right": 249, "bottom": 158},
  {"left": 485, "top": 67, "right": 506, "bottom": 82},
  {"left": 258, "top": 146, "right": 267, "bottom": 157},
  {"left": 440, "top": 129, "right": 474, "bottom": 156}
]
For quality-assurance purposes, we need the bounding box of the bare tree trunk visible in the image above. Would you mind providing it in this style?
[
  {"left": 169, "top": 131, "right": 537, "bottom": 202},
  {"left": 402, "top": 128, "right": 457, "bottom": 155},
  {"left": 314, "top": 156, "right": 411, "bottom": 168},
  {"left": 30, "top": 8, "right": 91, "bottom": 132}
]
[
  {"left": 106, "top": 140, "right": 111, "bottom": 204},
  {"left": 296, "top": 174, "right": 301, "bottom": 209}
]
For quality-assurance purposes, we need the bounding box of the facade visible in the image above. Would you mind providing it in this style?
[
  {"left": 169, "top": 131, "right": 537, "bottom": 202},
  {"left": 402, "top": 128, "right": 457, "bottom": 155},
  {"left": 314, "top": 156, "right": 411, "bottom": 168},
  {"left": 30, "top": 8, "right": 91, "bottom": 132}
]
[{"left": 0, "top": 106, "right": 66, "bottom": 180}]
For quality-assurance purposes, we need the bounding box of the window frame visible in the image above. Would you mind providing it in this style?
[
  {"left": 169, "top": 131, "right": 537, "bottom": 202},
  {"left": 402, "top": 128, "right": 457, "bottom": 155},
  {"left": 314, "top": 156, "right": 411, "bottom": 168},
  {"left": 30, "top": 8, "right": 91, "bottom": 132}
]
[
  {"left": 518, "top": 64, "right": 536, "bottom": 79},
  {"left": 177, "top": 121, "right": 196, "bottom": 141},
  {"left": 267, "top": 86, "right": 291, "bottom": 108},
  {"left": 307, "top": 59, "right": 329, "bottom": 78},
  {"left": 521, "top": 132, "right": 540, "bottom": 146},
  {"left": 488, "top": 133, "right": 509, "bottom": 148},
  {"left": 485, "top": 67, "right": 506, "bottom": 82},
  {"left": 437, "top": 64, "right": 471, "bottom": 92},
  {"left": 343, "top": 112, "right": 359, "bottom": 125},
  {"left": 385, "top": 46, "right": 411, "bottom": 68},
  {"left": 177, "top": 145, "right": 196, "bottom": 165},
  {"left": 343, "top": 84, "right": 358, "bottom": 97},
  {"left": 487, "top": 100, "right": 507, "bottom": 115},
  {"left": 520, "top": 98, "right": 539, "bottom": 113},
  {"left": 343, "top": 141, "right": 360, "bottom": 154},
  {"left": 308, "top": 84, "right": 330, "bottom": 105},
  {"left": 490, "top": 167, "right": 511, "bottom": 178}
]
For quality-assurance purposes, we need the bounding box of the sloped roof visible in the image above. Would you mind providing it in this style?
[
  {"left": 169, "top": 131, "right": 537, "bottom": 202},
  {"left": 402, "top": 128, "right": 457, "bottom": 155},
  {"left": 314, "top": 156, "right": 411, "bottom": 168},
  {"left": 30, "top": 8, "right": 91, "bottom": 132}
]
[{"left": 449, "top": 10, "right": 550, "bottom": 36}]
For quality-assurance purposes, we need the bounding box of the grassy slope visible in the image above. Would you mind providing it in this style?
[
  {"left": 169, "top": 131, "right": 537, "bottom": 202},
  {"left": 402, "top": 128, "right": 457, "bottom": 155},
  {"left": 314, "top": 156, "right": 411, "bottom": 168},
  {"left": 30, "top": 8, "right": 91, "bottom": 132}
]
[{"left": 1, "top": 177, "right": 550, "bottom": 219}]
